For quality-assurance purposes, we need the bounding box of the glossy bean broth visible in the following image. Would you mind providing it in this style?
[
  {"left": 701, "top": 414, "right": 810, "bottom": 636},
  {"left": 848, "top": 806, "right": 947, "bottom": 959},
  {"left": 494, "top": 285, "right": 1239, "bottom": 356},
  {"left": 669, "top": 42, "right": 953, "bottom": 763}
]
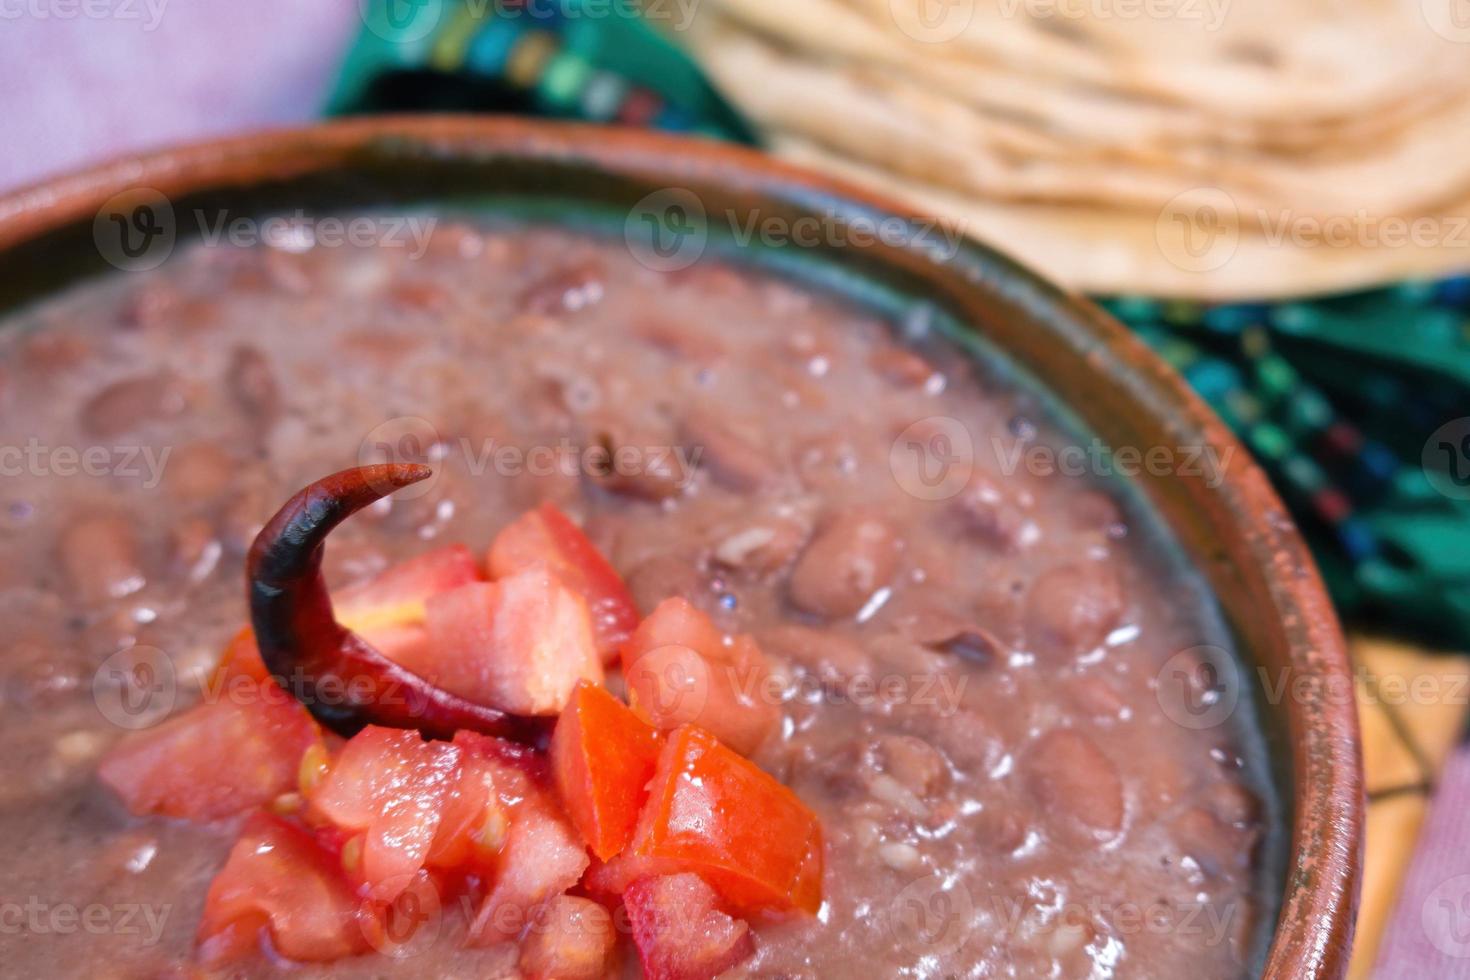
[{"left": 0, "top": 219, "right": 1276, "bottom": 978}]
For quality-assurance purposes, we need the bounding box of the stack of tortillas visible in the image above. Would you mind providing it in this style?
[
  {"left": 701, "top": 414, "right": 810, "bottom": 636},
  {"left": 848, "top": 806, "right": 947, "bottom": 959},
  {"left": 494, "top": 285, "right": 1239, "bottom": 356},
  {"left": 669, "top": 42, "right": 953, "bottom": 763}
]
[{"left": 679, "top": 0, "right": 1470, "bottom": 298}]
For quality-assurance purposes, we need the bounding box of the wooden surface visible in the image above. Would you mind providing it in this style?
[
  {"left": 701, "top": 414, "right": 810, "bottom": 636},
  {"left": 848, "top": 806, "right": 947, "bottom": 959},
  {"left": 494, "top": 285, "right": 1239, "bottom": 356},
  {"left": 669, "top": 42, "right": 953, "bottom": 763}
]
[{"left": 1347, "top": 636, "right": 1470, "bottom": 977}]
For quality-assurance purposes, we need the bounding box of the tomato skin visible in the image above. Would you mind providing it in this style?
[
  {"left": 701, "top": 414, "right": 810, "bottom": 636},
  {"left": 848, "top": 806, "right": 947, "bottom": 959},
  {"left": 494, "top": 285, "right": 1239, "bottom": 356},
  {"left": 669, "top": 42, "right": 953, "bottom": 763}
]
[
  {"left": 489, "top": 502, "right": 639, "bottom": 658},
  {"left": 197, "top": 812, "right": 367, "bottom": 965},
  {"left": 307, "top": 727, "right": 462, "bottom": 901},
  {"left": 98, "top": 691, "right": 320, "bottom": 822},
  {"left": 551, "top": 681, "right": 663, "bottom": 860},
  {"left": 423, "top": 566, "right": 603, "bottom": 715},
  {"left": 624, "top": 873, "right": 755, "bottom": 980},
  {"left": 620, "top": 598, "right": 778, "bottom": 757},
  {"left": 632, "top": 725, "right": 823, "bottom": 916}
]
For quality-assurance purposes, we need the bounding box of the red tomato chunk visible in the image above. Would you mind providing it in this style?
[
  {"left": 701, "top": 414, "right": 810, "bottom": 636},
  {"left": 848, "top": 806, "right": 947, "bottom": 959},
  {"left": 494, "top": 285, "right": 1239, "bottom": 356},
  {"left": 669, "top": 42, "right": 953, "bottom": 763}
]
[
  {"left": 518, "top": 894, "right": 617, "bottom": 980},
  {"left": 307, "top": 726, "right": 462, "bottom": 901},
  {"left": 98, "top": 690, "right": 320, "bottom": 822},
  {"left": 197, "top": 812, "right": 368, "bottom": 964},
  {"left": 632, "top": 725, "right": 823, "bottom": 916},
  {"left": 334, "top": 542, "right": 482, "bottom": 626},
  {"left": 467, "top": 795, "right": 590, "bottom": 946},
  {"left": 621, "top": 598, "right": 778, "bottom": 757},
  {"left": 423, "top": 564, "right": 603, "bottom": 715},
  {"left": 551, "top": 680, "right": 664, "bottom": 860},
  {"left": 489, "top": 502, "right": 640, "bottom": 658},
  {"left": 625, "top": 872, "right": 755, "bottom": 980}
]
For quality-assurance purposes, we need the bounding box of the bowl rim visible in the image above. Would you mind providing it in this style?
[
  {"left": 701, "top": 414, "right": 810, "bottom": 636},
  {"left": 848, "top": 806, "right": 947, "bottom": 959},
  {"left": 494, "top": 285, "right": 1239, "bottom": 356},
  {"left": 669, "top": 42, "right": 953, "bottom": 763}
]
[{"left": 0, "top": 115, "right": 1362, "bottom": 978}]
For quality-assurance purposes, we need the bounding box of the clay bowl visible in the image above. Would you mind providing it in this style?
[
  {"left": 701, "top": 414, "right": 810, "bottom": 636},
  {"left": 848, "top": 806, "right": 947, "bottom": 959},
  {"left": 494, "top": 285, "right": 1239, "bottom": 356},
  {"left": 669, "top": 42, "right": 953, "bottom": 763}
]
[{"left": 0, "top": 116, "right": 1361, "bottom": 977}]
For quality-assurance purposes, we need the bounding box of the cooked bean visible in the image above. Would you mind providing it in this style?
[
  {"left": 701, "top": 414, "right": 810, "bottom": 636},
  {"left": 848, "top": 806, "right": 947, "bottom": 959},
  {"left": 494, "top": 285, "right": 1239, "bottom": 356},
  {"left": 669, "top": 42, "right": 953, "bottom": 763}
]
[
  {"left": 59, "top": 515, "right": 146, "bottom": 603},
  {"left": 1171, "top": 805, "right": 1256, "bottom": 876},
  {"left": 682, "top": 409, "right": 780, "bottom": 491},
  {"left": 758, "top": 624, "right": 874, "bottom": 686},
  {"left": 1204, "top": 780, "right": 1261, "bottom": 827},
  {"left": 226, "top": 345, "right": 279, "bottom": 427},
  {"left": 924, "top": 709, "right": 1002, "bottom": 772},
  {"left": 165, "top": 443, "right": 234, "bottom": 501},
  {"left": 80, "top": 374, "right": 186, "bottom": 437},
  {"left": 625, "top": 553, "right": 708, "bottom": 615},
  {"left": 386, "top": 280, "right": 450, "bottom": 314},
  {"left": 1068, "top": 489, "right": 1124, "bottom": 532},
  {"left": 868, "top": 344, "right": 934, "bottom": 388},
  {"left": 953, "top": 472, "right": 1034, "bottom": 551},
  {"left": 892, "top": 605, "right": 1003, "bottom": 666},
  {"left": 516, "top": 258, "right": 606, "bottom": 315},
  {"left": 632, "top": 316, "right": 728, "bottom": 363},
  {"left": 169, "top": 516, "right": 222, "bottom": 585},
  {"left": 789, "top": 508, "right": 901, "bottom": 618},
  {"left": 219, "top": 482, "right": 272, "bottom": 555},
  {"left": 1024, "top": 562, "right": 1124, "bottom": 659},
  {"left": 711, "top": 510, "right": 811, "bottom": 575},
  {"left": 872, "top": 735, "right": 950, "bottom": 799},
  {"left": 1024, "top": 729, "right": 1124, "bottom": 838},
  {"left": 585, "top": 418, "right": 688, "bottom": 501},
  {"left": 1068, "top": 674, "right": 1129, "bottom": 721},
  {"left": 974, "top": 797, "right": 1029, "bottom": 853},
  {"left": 21, "top": 331, "right": 88, "bottom": 375}
]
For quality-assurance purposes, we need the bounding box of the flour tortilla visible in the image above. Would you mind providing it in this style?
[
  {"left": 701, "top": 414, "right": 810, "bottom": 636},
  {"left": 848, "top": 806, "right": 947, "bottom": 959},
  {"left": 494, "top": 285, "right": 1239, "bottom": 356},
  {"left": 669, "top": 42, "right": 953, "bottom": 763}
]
[
  {"left": 694, "top": 0, "right": 1470, "bottom": 158},
  {"left": 695, "top": 20, "right": 1470, "bottom": 220},
  {"left": 848, "top": 0, "right": 1470, "bottom": 123},
  {"left": 774, "top": 134, "right": 1470, "bottom": 300}
]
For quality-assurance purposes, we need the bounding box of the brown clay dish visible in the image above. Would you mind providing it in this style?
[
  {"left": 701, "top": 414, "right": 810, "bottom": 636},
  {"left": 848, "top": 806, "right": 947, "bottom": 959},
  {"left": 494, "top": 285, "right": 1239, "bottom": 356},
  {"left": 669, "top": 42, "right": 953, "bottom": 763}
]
[{"left": 0, "top": 117, "right": 1362, "bottom": 977}]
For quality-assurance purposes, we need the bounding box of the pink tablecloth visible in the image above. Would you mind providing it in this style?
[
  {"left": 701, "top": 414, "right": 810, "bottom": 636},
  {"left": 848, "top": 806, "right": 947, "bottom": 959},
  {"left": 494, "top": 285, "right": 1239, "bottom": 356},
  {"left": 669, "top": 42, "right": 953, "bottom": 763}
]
[{"left": 0, "top": 0, "right": 358, "bottom": 192}]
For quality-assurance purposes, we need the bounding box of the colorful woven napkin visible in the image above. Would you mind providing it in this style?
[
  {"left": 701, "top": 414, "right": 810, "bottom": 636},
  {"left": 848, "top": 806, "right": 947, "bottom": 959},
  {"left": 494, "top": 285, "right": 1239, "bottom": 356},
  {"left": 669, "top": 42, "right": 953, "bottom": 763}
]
[{"left": 334, "top": 0, "right": 1470, "bottom": 648}]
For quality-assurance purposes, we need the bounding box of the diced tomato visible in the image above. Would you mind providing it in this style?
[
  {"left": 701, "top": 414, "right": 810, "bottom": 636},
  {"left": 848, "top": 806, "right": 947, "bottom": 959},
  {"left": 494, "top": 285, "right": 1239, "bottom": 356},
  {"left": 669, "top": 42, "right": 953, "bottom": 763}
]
[
  {"left": 551, "top": 681, "right": 663, "bottom": 860},
  {"left": 423, "top": 731, "right": 534, "bottom": 873},
  {"left": 631, "top": 725, "right": 823, "bottom": 916},
  {"left": 334, "top": 543, "right": 482, "bottom": 633},
  {"left": 357, "top": 868, "right": 443, "bottom": 959},
  {"left": 624, "top": 873, "right": 755, "bottom": 980},
  {"left": 489, "top": 502, "right": 639, "bottom": 658},
  {"left": 423, "top": 566, "right": 603, "bottom": 715},
  {"left": 197, "top": 812, "right": 367, "bottom": 964},
  {"left": 307, "top": 727, "right": 462, "bottom": 901},
  {"left": 98, "top": 691, "right": 321, "bottom": 822},
  {"left": 209, "top": 614, "right": 433, "bottom": 689},
  {"left": 467, "top": 796, "right": 590, "bottom": 947},
  {"left": 620, "top": 596, "right": 725, "bottom": 661},
  {"left": 621, "top": 598, "right": 778, "bottom": 756},
  {"left": 581, "top": 851, "right": 683, "bottom": 900},
  {"left": 519, "top": 895, "right": 616, "bottom": 980},
  {"left": 210, "top": 627, "right": 269, "bottom": 684}
]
